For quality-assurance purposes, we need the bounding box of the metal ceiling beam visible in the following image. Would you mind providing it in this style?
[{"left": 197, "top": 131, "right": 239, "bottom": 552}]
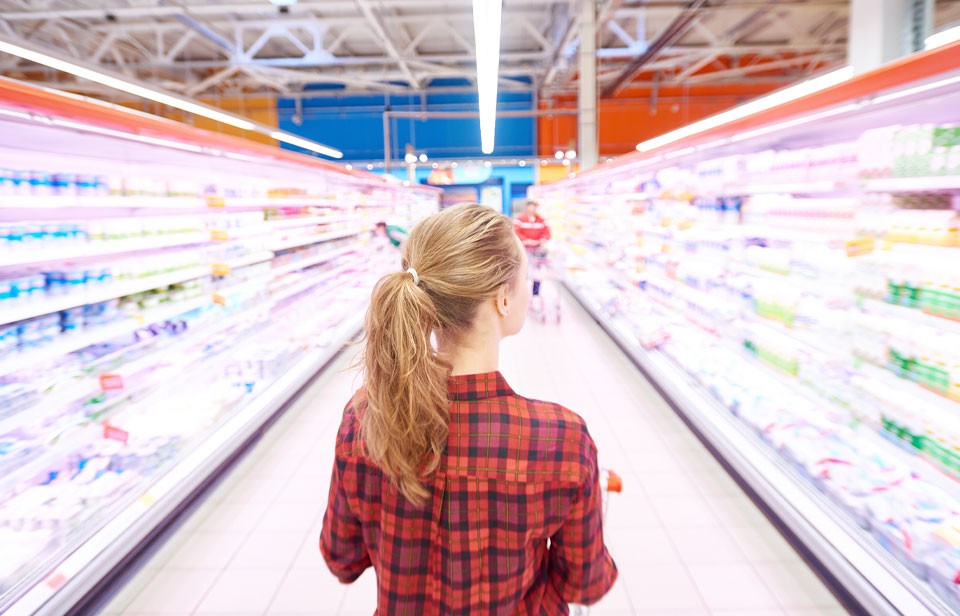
[
  {"left": 355, "top": 0, "right": 419, "bottom": 87},
  {"left": 603, "top": 0, "right": 711, "bottom": 96},
  {"left": 681, "top": 52, "right": 843, "bottom": 84}
]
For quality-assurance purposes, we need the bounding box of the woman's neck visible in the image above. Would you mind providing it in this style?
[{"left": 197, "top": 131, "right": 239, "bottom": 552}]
[{"left": 439, "top": 326, "right": 500, "bottom": 376}]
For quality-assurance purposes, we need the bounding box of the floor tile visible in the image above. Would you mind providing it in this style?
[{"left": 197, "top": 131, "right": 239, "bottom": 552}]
[
  {"left": 582, "top": 575, "right": 633, "bottom": 613},
  {"left": 266, "top": 568, "right": 348, "bottom": 614},
  {"left": 707, "top": 495, "right": 771, "bottom": 529},
  {"left": 194, "top": 568, "right": 287, "bottom": 614},
  {"left": 664, "top": 526, "right": 747, "bottom": 564},
  {"left": 607, "top": 527, "right": 682, "bottom": 566},
  {"left": 638, "top": 472, "right": 702, "bottom": 498},
  {"left": 617, "top": 564, "right": 707, "bottom": 613},
  {"left": 256, "top": 502, "right": 324, "bottom": 533},
  {"left": 124, "top": 568, "right": 221, "bottom": 614},
  {"left": 165, "top": 531, "right": 246, "bottom": 569},
  {"left": 292, "top": 535, "right": 327, "bottom": 569},
  {"left": 231, "top": 531, "right": 307, "bottom": 568},
  {"left": 727, "top": 524, "right": 800, "bottom": 564},
  {"left": 756, "top": 561, "right": 841, "bottom": 609},
  {"left": 337, "top": 569, "right": 378, "bottom": 614},
  {"left": 686, "top": 563, "right": 781, "bottom": 611},
  {"left": 197, "top": 502, "right": 270, "bottom": 533},
  {"left": 650, "top": 496, "right": 722, "bottom": 528}
]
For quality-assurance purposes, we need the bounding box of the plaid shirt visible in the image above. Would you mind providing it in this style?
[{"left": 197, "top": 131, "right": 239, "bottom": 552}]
[{"left": 320, "top": 371, "right": 617, "bottom": 615}]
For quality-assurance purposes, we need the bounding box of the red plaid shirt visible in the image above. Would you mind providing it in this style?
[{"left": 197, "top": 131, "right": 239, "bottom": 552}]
[{"left": 320, "top": 371, "right": 617, "bottom": 614}]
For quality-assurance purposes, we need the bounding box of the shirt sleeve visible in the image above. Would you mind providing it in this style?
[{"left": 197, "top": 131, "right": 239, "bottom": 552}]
[
  {"left": 320, "top": 451, "right": 371, "bottom": 583},
  {"left": 547, "top": 436, "right": 618, "bottom": 605}
]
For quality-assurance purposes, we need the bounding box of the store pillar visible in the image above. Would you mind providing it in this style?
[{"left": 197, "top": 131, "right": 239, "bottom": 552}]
[
  {"left": 578, "top": 0, "right": 598, "bottom": 171},
  {"left": 849, "top": 0, "right": 933, "bottom": 74}
]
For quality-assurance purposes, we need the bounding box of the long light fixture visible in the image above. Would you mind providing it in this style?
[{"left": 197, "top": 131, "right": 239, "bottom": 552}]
[
  {"left": 636, "top": 66, "right": 854, "bottom": 152},
  {"left": 925, "top": 24, "right": 960, "bottom": 50},
  {"left": 0, "top": 37, "right": 344, "bottom": 159},
  {"left": 269, "top": 131, "right": 342, "bottom": 159},
  {"left": 0, "top": 39, "right": 256, "bottom": 131},
  {"left": 472, "top": 0, "right": 503, "bottom": 155}
]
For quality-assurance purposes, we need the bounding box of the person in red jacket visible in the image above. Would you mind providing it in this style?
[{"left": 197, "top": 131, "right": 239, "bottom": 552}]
[{"left": 513, "top": 200, "right": 551, "bottom": 297}]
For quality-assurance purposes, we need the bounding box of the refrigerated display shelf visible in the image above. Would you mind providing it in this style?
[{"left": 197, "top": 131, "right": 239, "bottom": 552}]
[
  {"left": 270, "top": 246, "right": 358, "bottom": 278},
  {"left": 0, "top": 196, "right": 206, "bottom": 210},
  {"left": 0, "top": 295, "right": 209, "bottom": 379},
  {"left": 0, "top": 266, "right": 210, "bottom": 327},
  {"left": 563, "top": 280, "right": 949, "bottom": 616},
  {"left": 859, "top": 297, "right": 960, "bottom": 337},
  {"left": 864, "top": 176, "right": 960, "bottom": 193},
  {"left": 735, "top": 181, "right": 852, "bottom": 195},
  {"left": 214, "top": 250, "right": 276, "bottom": 271},
  {"left": 224, "top": 197, "right": 347, "bottom": 209},
  {"left": 269, "top": 262, "right": 357, "bottom": 305},
  {"left": 268, "top": 228, "right": 362, "bottom": 252},
  {"left": 265, "top": 214, "right": 352, "bottom": 230},
  {"left": 4, "top": 308, "right": 366, "bottom": 616},
  {"left": 0, "top": 233, "right": 212, "bottom": 269}
]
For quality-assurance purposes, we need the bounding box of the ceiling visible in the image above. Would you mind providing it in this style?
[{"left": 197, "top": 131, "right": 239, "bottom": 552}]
[{"left": 0, "top": 0, "right": 958, "bottom": 102}]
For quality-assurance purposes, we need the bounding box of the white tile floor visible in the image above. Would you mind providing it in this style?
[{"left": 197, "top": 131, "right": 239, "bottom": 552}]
[{"left": 99, "top": 292, "right": 849, "bottom": 616}]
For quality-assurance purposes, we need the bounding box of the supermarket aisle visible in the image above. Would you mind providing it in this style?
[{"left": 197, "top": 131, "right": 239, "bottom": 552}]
[{"left": 99, "top": 290, "right": 847, "bottom": 616}]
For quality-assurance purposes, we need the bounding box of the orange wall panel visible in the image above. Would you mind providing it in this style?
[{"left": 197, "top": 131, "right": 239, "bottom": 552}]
[
  {"left": 120, "top": 96, "right": 278, "bottom": 145},
  {"left": 538, "top": 83, "right": 782, "bottom": 157}
]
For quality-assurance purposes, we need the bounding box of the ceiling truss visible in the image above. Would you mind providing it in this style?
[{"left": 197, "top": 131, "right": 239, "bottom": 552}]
[{"left": 0, "top": 0, "right": 957, "bottom": 103}]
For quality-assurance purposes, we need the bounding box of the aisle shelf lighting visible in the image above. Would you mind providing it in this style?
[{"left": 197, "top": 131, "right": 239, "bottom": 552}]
[
  {"left": 268, "top": 131, "right": 341, "bottom": 159},
  {"left": 419, "top": 153, "right": 428, "bottom": 163},
  {"left": 0, "top": 37, "right": 342, "bottom": 159},
  {"left": 635, "top": 66, "right": 854, "bottom": 153},
  {"left": 565, "top": 149, "right": 577, "bottom": 160},
  {"left": 555, "top": 150, "right": 564, "bottom": 160},
  {"left": 404, "top": 152, "right": 417, "bottom": 164},
  {"left": 925, "top": 24, "right": 960, "bottom": 49},
  {"left": 472, "top": 0, "right": 502, "bottom": 155}
]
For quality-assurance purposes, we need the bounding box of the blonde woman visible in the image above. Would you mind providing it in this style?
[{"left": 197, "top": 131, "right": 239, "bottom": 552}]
[{"left": 320, "top": 203, "right": 617, "bottom": 614}]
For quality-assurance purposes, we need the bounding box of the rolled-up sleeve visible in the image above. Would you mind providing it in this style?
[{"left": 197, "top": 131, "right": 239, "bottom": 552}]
[
  {"left": 320, "top": 453, "right": 371, "bottom": 583},
  {"left": 548, "top": 437, "right": 618, "bottom": 605}
]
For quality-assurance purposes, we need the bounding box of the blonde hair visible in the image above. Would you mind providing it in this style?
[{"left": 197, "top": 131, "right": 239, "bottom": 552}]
[{"left": 359, "top": 204, "right": 522, "bottom": 505}]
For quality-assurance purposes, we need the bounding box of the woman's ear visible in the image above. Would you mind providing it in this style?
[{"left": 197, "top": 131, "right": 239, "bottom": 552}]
[{"left": 496, "top": 283, "right": 510, "bottom": 317}]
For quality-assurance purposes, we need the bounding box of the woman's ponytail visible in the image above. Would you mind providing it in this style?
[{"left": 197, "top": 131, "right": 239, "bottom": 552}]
[
  {"left": 360, "top": 270, "right": 449, "bottom": 506},
  {"left": 358, "top": 204, "right": 523, "bottom": 507}
]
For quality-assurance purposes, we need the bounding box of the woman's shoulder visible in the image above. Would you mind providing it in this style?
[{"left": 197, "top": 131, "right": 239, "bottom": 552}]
[
  {"left": 516, "top": 396, "right": 596, "bottom": 449},
  {"left": 334, "top": 389, "right": 367, "bottom": 455}
]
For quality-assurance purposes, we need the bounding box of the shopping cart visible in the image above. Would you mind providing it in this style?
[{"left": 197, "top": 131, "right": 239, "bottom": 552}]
[
  {"left": 527, "top": 247, "right": 562, "bottom": 324},
  {"left": 570, "top": 468, "right": 623, "bottom": 616}
]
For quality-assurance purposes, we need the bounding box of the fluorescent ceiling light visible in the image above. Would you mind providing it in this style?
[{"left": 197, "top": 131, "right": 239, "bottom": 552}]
[
  {"left": 473, "top": 0, "right": 502, "bottom": 155},
  {"left": 0, "top": 39, "right": 256, "bottom": 131},
  {"left": 270, "top": 131, "right": 343, "bottom": 159},
  {"left": 636, "top": 66, "right": 853, "bottom": 152},
  {"left": 925, "top": 24, "right": 960, "bottom": 49},
  {"left": 0, "top": 37, "right": 344, "bottom": 160}
]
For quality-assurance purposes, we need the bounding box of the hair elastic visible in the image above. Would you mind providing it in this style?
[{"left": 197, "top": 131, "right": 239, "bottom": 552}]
[{"left": 406, "top": 268, "right": 420, "bottom": 285}]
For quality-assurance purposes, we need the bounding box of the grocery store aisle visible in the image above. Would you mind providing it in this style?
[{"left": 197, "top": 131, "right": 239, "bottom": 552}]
[{"left": 99, "top": 289, "right": 847, "bottom": 616}]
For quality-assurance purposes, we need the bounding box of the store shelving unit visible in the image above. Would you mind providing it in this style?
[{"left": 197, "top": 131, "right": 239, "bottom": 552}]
[
  {"left": 534, "top": 40, "right": 960, "bottom": 616},
  {"left": 0, "top": 77, "right": 440, "bottom": 615}
]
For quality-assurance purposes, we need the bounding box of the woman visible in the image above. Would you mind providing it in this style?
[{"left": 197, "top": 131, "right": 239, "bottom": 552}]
[{"left": 320, "top": 203, "right": 617, "bottom": 614}]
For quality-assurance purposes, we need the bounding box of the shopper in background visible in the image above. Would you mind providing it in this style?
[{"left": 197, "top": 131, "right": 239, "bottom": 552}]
[
  {"left": 513, "top": 200, "right": 552, "bottom": 300},
  {"left": 321, "top": 203, "right": 617, "bottom": 613},
  {"left": 374, "top": 220, "right": 409, "bottom": 248}
]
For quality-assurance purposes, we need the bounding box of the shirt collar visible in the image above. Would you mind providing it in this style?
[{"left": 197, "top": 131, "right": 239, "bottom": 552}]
[{"left": 448, "top": 371, "right": 515, "bottom": 401}]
